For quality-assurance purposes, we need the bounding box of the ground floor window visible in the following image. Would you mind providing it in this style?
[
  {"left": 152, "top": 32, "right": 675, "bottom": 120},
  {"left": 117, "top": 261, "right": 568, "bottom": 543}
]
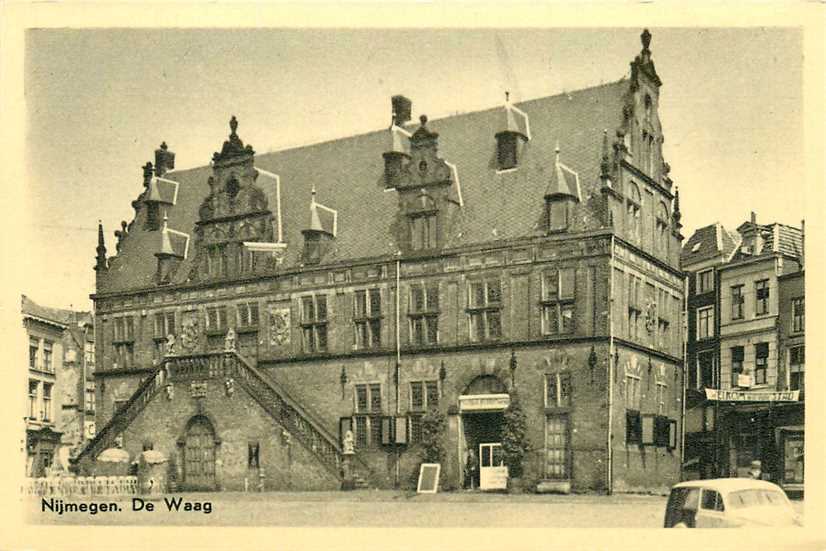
[
  {"left": 353, "top": 415, "right": 383, "bottom": 449},
  {"left": 782, "top": 433, "right": 804, "bottom": 485},
  {"left": 545, "top": 415, "right": 569, "bottom": 479}
]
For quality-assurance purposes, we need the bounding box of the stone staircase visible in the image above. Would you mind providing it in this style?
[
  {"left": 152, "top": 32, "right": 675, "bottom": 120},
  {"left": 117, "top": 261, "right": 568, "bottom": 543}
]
[{"left": 74, "top": 351, "right": 373, "bottom": 486}]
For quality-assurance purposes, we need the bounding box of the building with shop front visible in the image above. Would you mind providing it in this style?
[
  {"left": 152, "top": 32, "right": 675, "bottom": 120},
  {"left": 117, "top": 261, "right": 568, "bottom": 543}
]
[
  {"left": 22, "top": 295, "right": 96, "bottom": 476},
  {"left": 681, "top": 215, "right": 804, "bottom": 493},
  {"left": 76, "top": 30, "right": 686, "bottom": 494}
]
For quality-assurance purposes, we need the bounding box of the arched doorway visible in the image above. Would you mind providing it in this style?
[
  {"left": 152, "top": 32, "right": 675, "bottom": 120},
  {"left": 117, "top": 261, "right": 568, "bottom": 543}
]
[
  {"left": 459, "top": 375, "right": 510, "bottom": 491},
  {"left": 182, "top": 416, "right": 217, "bottom": 491}
]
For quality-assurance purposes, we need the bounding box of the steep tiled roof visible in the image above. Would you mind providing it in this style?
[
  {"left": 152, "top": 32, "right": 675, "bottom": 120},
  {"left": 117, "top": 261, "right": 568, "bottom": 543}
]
[
  {"left": 97, "top": 79, "right": 629, "bottom": 295},
  {"left": 681, "top": 222, "right": 741, "bottom": 269},
  {"left": 763, "top": 223, "right": 803, "bottom": 258},
  {"left": 22, "top": 295, "right": 90, "bottom": 328}
]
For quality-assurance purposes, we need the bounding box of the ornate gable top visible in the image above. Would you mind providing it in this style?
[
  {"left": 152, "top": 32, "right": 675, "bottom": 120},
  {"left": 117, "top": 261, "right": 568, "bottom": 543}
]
[
  {"left": 410, "top": 115, "right": 439, "bottom": 148},
  {"left": 213, "top": 116, "right": 255, "bottom": 165},
  {"left": 631, "top": 28, "right": 662, "bottom": 87}
]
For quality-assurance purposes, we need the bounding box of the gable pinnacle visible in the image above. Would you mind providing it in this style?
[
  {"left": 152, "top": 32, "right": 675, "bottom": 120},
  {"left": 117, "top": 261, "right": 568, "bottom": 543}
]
[
  {"left": 641, "top": 28, "right": 652, "bottom": 51},
  {"left": 230, "top": 115, "right": 238, "bottom": 136}
]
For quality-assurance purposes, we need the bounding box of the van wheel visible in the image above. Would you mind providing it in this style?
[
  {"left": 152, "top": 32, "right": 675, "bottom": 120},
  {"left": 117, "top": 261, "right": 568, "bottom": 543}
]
[{"left": 672, "top": 523, "right": 688, "bottom": 528}]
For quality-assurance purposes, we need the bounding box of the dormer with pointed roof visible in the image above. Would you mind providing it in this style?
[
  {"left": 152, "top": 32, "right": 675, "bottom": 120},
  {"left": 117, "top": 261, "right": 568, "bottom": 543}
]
[
  {"left": 301, "top": 187, "right": 337, "bottom": 265},
  {"left": 142, "top": 150, "right": 181, "bottom": 231},
  {"left": 155, "top": 212, "right": 190, "bottom": 284},
  {"left": 494, "top": 91, "right": 531, "bottom": 171},
  {"left": 544, "top": 143, "right": 581, "bottom": 233}
]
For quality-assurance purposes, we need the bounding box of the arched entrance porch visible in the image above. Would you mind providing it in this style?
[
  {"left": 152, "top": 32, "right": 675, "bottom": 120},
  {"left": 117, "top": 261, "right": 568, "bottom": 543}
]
[{"left": 458, "top": 375, "right": 510, "bottom": 491}]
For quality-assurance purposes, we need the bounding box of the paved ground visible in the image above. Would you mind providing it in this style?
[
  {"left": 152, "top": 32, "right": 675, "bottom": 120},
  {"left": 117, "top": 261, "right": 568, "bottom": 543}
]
[{"left": 24, "top": 490, "right": 804, "bottom": 527}]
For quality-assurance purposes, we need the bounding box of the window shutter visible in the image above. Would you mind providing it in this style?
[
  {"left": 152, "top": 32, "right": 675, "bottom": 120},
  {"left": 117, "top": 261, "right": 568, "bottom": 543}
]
[
  {"left": 395, "top": 416, "right": 408, "bottom": 445},
  {"left": 381, "top": 416, "right": 393, "bottom": 445},
  {"left": 668, "top": 419, "right": 678, "bottom": 450},
  {"left": 641, "top": 414, "right": 656, "bottom": 445}
]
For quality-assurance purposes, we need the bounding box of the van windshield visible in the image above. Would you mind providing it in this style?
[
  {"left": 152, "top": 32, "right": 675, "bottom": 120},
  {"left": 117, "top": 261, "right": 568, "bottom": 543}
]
[{"left": 727, "top": 489, "right": 788, "bottom": 509}]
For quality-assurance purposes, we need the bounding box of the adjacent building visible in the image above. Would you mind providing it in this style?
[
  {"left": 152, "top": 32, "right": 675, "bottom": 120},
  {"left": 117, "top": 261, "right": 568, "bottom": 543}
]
[
  {"left": 22, "top": 295, "right": 95, "bottom": 476},
  {"left": 681, "top": 215, "right": 804, "bottom": 493},
  {"left": 77, "top": 30, "right": 686, "bottom": 494}
]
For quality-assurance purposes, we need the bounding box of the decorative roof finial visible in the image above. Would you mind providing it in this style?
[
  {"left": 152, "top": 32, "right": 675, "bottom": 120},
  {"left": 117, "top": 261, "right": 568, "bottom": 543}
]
[
  {"left": 555, "top": 139, "right": 561, "bottom": 165},
  {"left": 673, "top": 186, "right": 682, "bottom": 223},
  {"left": 95, "top": 220, "right": 108, "bottom": 271},
  {"left": 311, "top": 184, "right": 317, "bottom": 202},
  {"left": 229, "top": 115, "right": 238, "bottom": 136},
  {"left": 160, "top": 141, "right": 168, "bottom": 151},
  {"left": 600, "top": 129, "right": 611, "bottom": 178},
  {"left": 641, "top": 28, "right": 652, "bottom": 51},
  {"left": 419, "top": 114, "right": 428, "bottom": 126},
  {"left": 162, "top": 210, "right": 169, "bottom": 231},
  {"left": 505, "top": 90, "right": 510, "bottom": 103}
]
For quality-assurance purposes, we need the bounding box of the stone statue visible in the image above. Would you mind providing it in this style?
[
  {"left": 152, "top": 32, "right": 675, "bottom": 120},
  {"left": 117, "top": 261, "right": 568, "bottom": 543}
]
[
  {"left": 166, "top": 333, "right": 176, "bottom": 356},
  {"left": 224, "top": 377, "right": 235, "bottom": 397},
  {"left": 165, "top": 383, "right": 174, "bottom": 401},
  {"left": 114, "top": 434, "right": 124, "bottom": 449},
  {"left": 343, "top": 430, "right": 355, "bottom": 454},
  {"left": 224, "top": 327, "right": 237, "bottom": 352}
]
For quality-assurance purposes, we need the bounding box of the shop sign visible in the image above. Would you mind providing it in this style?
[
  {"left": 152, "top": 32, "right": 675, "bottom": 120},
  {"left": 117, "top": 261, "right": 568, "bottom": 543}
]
[
  {"left": 459, "top": 394, "right": 510, "bottom": 412},
  {"left": 705, "top": 389, "right": 799, "bottom": 402}
]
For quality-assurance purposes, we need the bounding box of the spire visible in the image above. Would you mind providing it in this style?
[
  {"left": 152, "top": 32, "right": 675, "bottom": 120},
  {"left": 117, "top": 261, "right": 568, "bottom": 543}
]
[
  {"left": 158, "top": 211, "right": 175, "bottom": 256},
  {"left": 95, "top": 220, "right": 108, "bottom": 271},
  {"left": 307, "top": 186, "right": 324, "bottom": 233},
  {"left": 545, "top": 142, "right": 580, "bottom": 201}
]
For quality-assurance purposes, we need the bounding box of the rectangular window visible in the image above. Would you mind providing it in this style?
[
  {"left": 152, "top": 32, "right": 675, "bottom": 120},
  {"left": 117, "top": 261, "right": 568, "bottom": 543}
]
[
  {"left": 207, "top": 244, "right": 228, "bottom": 277},
  {"left": 409, "top": 381, "right": 439, "bottom": 412},
  {"left": 29, "top": 338, "right": 39, "bottom": 370},
  {"left": 300, "top": 295, "right": 328, "bottom": 353},
  {"left": 206, "top": 306, "right": 228, "bottom": 332},
  {"left": 85, "top": 385, "right": 96, "bottom": 413},
  {"left": 731, "top": 346, "right": 745, "bottom": 387},
  {"left": 28, "top": 380, "right": 38, "bottom": 419},
  {"left": 154, "top": 311, "right": 176, "bottom": 338},
  {"left": 698, "top": 351, "right": 715, "bottom": 389},
  {"left": 114, "top": 316, "right": 135, "bottom": 342},
  {"left": 789, "top": 345, "right": 804, "bottom": 391},
  {"left": 355, "top": 383, "right": 382, "bottom": 414},
  {"left": 354, "top": 289, "right": 382, "bottom": 349},
  {"left": 627, "top": 275, "right": 642, "bottom": 340},
  {"left": 42, "top": 341, "right": 53, "bottom": 373},
  {"left": 697, "top": 307, "right": 714, "bottom": 340},
  {"left": 755, "top": 280, "right": 769, "bottom": 316},
  {"left": 755, "top": 343, "right": 769, "bottom": 385},
  {"left": 114, "top": 343, "right": 135, "bottom": 369},
  {"left": 545, "top": 372, "right": 572, "bottom": 408},
  {"left": 792, "top": 297, "right": 804, "bottom": 333},
  {"left": 42, "top": 383, "right": 52, "bottom": 422},
  {"left": 548, "top": 200, "right": 568, "bottom": 232},
  {"left": 409, "top": 283, "right": 439, "bottom": 346},
  {"left": 354, "top": 416, "right": 368, "bottom": 449},
  {"left": 410, "top": 213, "right": 438, "bottom": 251},
  {"left": 467, "top": 279, "right": 502, "bottom": 342},
  {"left": 85, "top": 342, "right": 95, "bottom": 367},
  {"left": 541, "top": 269, "right": 576, "bottom": 335},
  {"left": 697, "top": 269, "right": 714, "bottom": 294},
  {"left": 409, "top": 414, "right": 423, "bottom": 444},
  {"left": 731, "top": 285, "right": 744, "bottom": 320},
  {"left": 497, "top": 132, "right": 518, "bottom": 170},
  {"left": 237, "top": 302, "right": 260, "bottom": 329}
]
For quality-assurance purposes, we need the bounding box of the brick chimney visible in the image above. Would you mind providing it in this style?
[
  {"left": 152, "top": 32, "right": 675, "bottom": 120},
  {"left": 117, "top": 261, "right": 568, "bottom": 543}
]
[
  {"left": 391, "top": 95, "right": 412, "bottom": 127},
  {"left": 154, "top": 142, "right": 175, "bottom": 177}
]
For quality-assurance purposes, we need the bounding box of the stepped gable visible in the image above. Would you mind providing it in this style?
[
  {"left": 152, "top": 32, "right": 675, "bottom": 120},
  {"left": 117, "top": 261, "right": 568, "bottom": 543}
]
[{"left": 97, "top": 79, "right": 627, "bottom": 295}]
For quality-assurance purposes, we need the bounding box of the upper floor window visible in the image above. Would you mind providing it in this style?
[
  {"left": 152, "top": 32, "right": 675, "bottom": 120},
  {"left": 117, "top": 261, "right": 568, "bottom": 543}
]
[
  {"left": 656, "top": 288, "right": 672, "bottom": 350},
  {"left": 467, "top": 279, "right": 502, "bottom": 342},
  {"left": 789, "top": 345, "right": 804, "bottom": 391},
  {"left": 697, "top": 269, "right": 714, "bottom": 294},
  {"left": 354, "top": 383, "right": 382, "bottom": 449},
  {"left": 731, "top": 285, "right": 744, "bottom": 320},
  {"left": 43, "top": 341, "right": 53, "bottom": 373},
  {"left": 410, "top": 380, "right": 439, "bottom": 412},
  {"left": 644, "top": 94, "right": 653, "bottom": 122},
  {"left": 236, "top": 243, "right": 257, "bottom": 274},
  {"left": 114, "top": 316, "right": 135, "bottom": 343},
  {"left": 626, "top": 183, "right": 641, "bottom": 243},
  {"left": 303, "top": 233, "right": 321, "bottom": 265},
  {"left": 627, "top": 274, "right": 643, "bottom": 340},
  {"left": 206, "top": 306, "right": 228, "bottom": 336},
  {"left": 409, "top": 283, "right": 439, "bottom": 346},
  {"left": 154, "top": 311, "right": 176, "bottom": 339},
  {"left": 547, "top": 199, "right": 570, "bottom": 233},
  {"left": 29, "top": 337, "right": 39, "bottom": 370},
  {"left": 42, "top": 383, "right": 52, "bottom": 422},
  {"left": 28, "top": 380, "right": 38, "bottom": 419},
  {"left": 697, "top": 306, "right": 714, "bottom": 340},
  {"left": 755, "top": 279, "right": 770, "bottom": 316},
  {"left": 206, "top": 244, "right": 228, "bottom": 278},
  {"left": 237, "top": 302, "right": 260, "bottom": 330},
  {"left": 755, "top": 343, "right": 769, "bottom": 385},
  {"left": 354, "top": 289, "right": 382, "bottom": 349},
  {"left": 84, "top": 342, "right": 95, "bottom": 368},
  {"left": 697, "top": 351, "right": 715, "bottom": 390},
  {"left": 541, "top": 268, "right": 575, "bottom": 335},
  {"left": 731, "top": 346, "right": 745, "bottom": 387},
  {"left": 301, "top": 295, "right": 328, "bottom": 353},
  {"left": 85, "top": 385, "right": 96, "bottom": 413},
  {"left": 545, "top": 372, "right": 572, "bottom": 408},
  {"left": 656, "top": 202, "right": 669, "bottom": 254},
  {"left": 792, "top": 297, "right": 804, "bottom": 333},
  {"left": 410, "top": 213, "right": 437, "bottom": 251}
]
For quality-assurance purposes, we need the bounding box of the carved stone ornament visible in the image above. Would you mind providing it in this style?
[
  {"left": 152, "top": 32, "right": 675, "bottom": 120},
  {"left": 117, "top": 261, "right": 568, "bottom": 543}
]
[
  {"left": 180, "top": 313, "right": 200, "bottom": 351},
  {"left": 166, "top": 333, "right": 176, "bottom": 356},
  {"left": 269, "top": 307, "right": 291, "bottom": 347},
  {"left": 224, "top": 327, "right": 237, "bottom": 352},
  {"left": 644, "top": 301, "right": 657, "bottom": 334},
  {"left": 343, "top": 430, "right": 355, "bottom": 454},
  {"left": 224, "top": 377, "right": 235, "bottom": 397},
  {"left": 165, "top": 383, "right": 175, "bottom": 401}
]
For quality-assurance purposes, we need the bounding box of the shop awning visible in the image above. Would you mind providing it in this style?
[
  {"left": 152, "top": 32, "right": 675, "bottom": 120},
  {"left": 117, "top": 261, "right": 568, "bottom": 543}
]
[{"left": 704, "top": 389, "right": 799, "bottom": 402}]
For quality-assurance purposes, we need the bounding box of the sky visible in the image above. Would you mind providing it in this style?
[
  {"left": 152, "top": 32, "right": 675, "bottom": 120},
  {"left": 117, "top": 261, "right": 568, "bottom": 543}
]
[{"left": 23, "top": 27, "right": 804, "bottom": 310}]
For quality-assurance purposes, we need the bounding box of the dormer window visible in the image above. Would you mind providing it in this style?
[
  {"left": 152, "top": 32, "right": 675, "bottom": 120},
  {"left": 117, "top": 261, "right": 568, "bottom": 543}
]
[
  {"left": 304, "top": 233, "right": 321, "bottom": 265},
  {"left": 146, "top": 203, "right": 159, "bottom": 231},
  {"left": 544, "top": 145, "right": 580, "bottom": 234},
  {"left": 408, "top": 193, "right": 438, "bottom": 251},
  {"left": 547, "top": 199, "right": 570, "bottom": 232},
  {"left": 495, "top": 132, "right": 518, "bottom": 170}
]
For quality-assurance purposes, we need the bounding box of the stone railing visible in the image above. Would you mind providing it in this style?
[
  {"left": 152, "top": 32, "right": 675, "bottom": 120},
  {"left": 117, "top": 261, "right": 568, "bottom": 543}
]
[
  {"left": 23, "top": 476, "right": 138, "bottom": 497},
  {"left": 73, "top": 364, "right": 168, "bottom": 469}
]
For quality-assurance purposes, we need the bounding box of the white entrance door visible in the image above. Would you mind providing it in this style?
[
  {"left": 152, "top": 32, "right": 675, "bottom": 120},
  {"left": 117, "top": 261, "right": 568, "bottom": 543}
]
[{"left": 479, "top": 442, "right": 508, "bottom": 490}]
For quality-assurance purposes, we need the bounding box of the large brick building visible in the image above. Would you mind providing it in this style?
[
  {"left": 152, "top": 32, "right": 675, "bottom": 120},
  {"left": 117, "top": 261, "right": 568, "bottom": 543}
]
[{"left": 76, "top": 30, "right": 685, "bottom": 494}]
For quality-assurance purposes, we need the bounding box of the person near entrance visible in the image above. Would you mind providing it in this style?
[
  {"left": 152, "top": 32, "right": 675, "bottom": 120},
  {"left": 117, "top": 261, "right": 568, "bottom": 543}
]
[{"left": 464, "top": 448, "right": 479, "bottom": 490}]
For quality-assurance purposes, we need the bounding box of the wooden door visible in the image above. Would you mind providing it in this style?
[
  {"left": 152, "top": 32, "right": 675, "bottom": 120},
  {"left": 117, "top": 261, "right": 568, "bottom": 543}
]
[{"left": 184, "top": 418, "right": 216, "bottom": 490}]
